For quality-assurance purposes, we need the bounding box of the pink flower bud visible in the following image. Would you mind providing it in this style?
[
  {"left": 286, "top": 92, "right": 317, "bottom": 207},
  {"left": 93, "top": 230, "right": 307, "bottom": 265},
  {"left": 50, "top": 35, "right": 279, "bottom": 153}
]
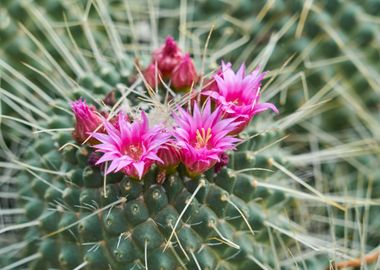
[
  {"left": 171, "top": 54, "right": 198, "bottom": 91},
  {"left": 156, "top": 142, "right": 181, "bottom": 172},
  {"left": 214, "top": 153, "right": 229, "bottom": 173},
  {"left": 143, "top": 63, "right": 162, "bottom": 89},
  {"left": 71, "top": 99, "right": 104, "bottom": 145},
  {"left": 152, "top": 36, "right": 182, "bottom": 77}
]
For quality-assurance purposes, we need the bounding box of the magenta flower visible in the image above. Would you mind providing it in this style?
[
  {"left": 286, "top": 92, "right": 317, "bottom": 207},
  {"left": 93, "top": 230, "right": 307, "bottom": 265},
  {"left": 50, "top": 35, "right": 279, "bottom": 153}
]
[
  {"left": 152, "top": 36, "right": 182, "bottom": 77},
  {"left": 143, "top": 63, "right": 162, "bottom": 89},
  {"left": 92, "top": 112, "right": 170, "bottom": 180},
  {"left": 204, "top": 62, "right": 278, "bottom": 133},
  {"left": 71, "top": 99, "right": 104, "bottom": 145},
  {"left": 202, "top": 62, "right": 231, "bottom": 92},
  {"left": 173, "top": 101, "right": 240, "bottom": 176},
  {"left": 171, "top": 53, "right": 198, "bottom": 91}
]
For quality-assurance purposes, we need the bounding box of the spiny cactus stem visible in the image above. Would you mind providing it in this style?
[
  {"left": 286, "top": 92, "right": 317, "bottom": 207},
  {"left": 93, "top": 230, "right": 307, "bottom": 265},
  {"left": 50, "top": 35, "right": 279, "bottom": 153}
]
[
  {"left": 43, "top": 197, "right": 127, "bottom": 238},
  {"left": 163, "top": 179, "right": 206, "bottom": 251},
  {"left": 270, "top": 158, "right": 346, "bottom": 211},
  {"left": 2, "top": 253, "right": 42, "bottom": 270}
]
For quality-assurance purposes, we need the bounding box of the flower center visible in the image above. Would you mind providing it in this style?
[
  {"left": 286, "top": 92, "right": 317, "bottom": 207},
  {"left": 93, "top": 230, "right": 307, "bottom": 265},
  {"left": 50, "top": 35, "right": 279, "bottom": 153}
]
[
  {"left": 124, "top": 144, "right": 143, "bottom": 161},
  {"left": 195, "top": 128, "right": 212, "bottom": 149}
]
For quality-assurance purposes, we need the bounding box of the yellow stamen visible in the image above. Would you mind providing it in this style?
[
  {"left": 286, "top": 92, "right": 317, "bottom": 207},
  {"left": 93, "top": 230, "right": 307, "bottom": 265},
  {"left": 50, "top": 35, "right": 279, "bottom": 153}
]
[{"left": 195, "top": 128, "right": 212, "bottom": 149}]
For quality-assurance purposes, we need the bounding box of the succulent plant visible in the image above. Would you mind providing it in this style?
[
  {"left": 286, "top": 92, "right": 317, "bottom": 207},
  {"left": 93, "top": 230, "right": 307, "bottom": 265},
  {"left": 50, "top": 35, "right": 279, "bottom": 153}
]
[{"left": 1, "top": 1, "right": 380, "bottom": 270}]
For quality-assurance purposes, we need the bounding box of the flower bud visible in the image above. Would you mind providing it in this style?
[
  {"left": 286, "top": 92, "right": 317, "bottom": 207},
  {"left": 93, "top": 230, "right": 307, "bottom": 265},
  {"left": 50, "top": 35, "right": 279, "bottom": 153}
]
[
  {"left": 171, "top": 54, "right": 198, "bottom": 91},
  {"left": 156, "top": 142, "right": 181, "bottom": 173},
  {"left": 152, "top": 36, "right": 182, "bottom": 77},
  {"left": 71, "top": 99, "right": 104, "bottom": 145},
  {"left": 143, "top": 63, "right": 162, "bottom": 89},
  {"left": 214, "top": 153, "right": 229, "bottom": 173}
]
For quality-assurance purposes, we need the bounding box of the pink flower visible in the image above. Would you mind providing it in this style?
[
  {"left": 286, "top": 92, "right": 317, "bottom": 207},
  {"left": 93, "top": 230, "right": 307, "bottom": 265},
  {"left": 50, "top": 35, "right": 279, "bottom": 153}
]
[
  {"left": 204, "top": 63, "right": 278, "bottom": 133},
  {"left": 71, "top": 99, "right": 104, "bottom": 145},
  {"left": 152, "top": 36, "right": 182, "bottom": 77},
  {"left": 171, "top": 53, "right": 198, "bottom": 91},
  {"left": 202, "top": 62, "right": 231, "bottom": 92},
  {"left": 173, "top": 101, "right": 240, "bottom": 176},
  {"left": 92, "top": 112, "right": 170, "bottom": 180},
  {"left": 143, "top": 63, "right": 162, "bottom": 89}
]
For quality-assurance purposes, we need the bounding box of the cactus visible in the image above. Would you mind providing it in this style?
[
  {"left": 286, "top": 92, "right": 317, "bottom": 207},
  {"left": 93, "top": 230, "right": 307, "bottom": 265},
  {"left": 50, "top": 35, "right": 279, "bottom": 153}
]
[{"left": 1, "top": 1, "right": 380, "bottom": 270}]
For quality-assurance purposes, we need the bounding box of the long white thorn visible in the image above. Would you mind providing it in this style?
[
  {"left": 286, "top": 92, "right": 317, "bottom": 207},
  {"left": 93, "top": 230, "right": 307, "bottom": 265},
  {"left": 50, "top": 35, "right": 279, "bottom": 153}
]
[
  {"left": 25, "top": 169, "right": 65, "bottom": 194},
  {"left": 0, "top": 241, "right": 27, "bottom": 256},
  {"left": 12, "top": 160, "right": 67, "bottom": 176},
  {"left": 0, "top": 220, "right": 39, "bottom": 234},
  {"left": 169, "top": 223, "right": 190, "bottom": 261},
  {"left": 24, "top": 4, "right": 84, "bottom": 77},
  {"left": 247, "top": 255, "right": 272, "bottom": 270},
  {"left": 270, "top": 159, "right": 345, "bottom": 211},
  {"left": 73, "top": 261, "right": 88, "bottom": 270},
  {"left": 144, "top": 239, "right": 149, "bottom": 270},
  {"left": 226, "top": 199, "right": 255, "bottom": 236},
  {"left": 0, "top": 208, "right": 25, "bottom": 215},
  {"left": 190, "top": 250, "right": 202, "bottom": 270},
  {"left": 211, "top": 224, "right": 240, "bottom": 250}
]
